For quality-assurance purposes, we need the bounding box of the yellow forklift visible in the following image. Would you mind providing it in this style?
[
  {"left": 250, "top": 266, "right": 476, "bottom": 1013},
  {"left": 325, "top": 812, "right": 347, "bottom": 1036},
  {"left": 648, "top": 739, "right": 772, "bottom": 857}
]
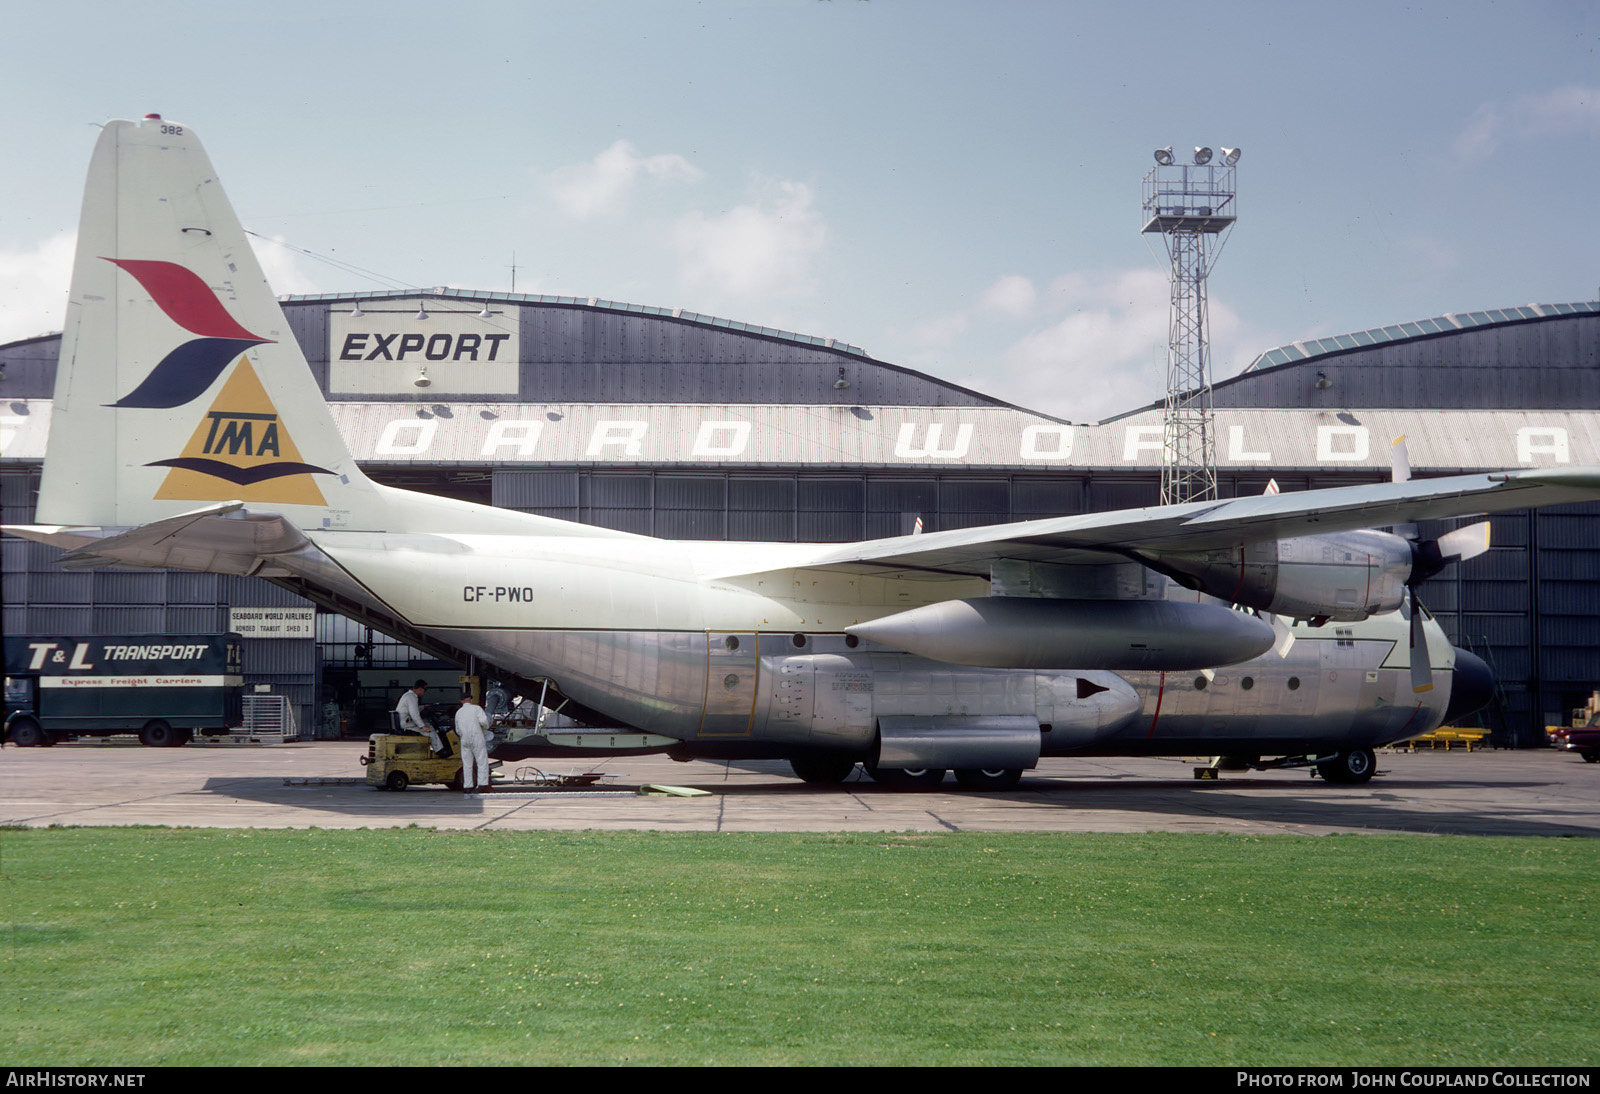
[
  {"left": 361, "top": 675, "right": 498, "bottom": 791},
  {"left": 363, "top": 727, "right": 465, "bottom": 791}
]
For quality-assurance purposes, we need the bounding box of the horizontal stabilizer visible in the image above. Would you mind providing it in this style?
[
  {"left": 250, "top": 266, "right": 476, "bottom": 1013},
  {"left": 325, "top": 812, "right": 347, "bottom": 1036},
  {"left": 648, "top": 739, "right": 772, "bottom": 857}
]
[{"left": 12, "top": 503, "right": 309, "bottom": 576}]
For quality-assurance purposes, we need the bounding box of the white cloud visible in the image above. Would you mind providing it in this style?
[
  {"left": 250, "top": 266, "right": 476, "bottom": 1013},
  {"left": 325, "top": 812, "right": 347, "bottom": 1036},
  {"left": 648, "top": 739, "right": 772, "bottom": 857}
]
[
  {"left": 996, "top": 269, "right": 1169, "bottom": 419},
  {"left": 247, "top": 233, "right": 326, "bottom": 296},
  {"left": 978, "top": 274, "right": 1036, "bottom": 318},
  {"left": 669, "top": 180, "right": 826, "bottom": 299},
  {"left": 0, "top": 232, "right": 74, "bottom": 343},
  {"left": 546, "top": 140, "right": 702, "bottom": 219},
  {"left": 899, "top": 275, "right": 1038, "bottom": 355},
  {"left": 1454, "top": 85, "right": 1600, "bottom": 161},
  {"left": 947, "top": 267, "right": 1266, "bottom": 422}
]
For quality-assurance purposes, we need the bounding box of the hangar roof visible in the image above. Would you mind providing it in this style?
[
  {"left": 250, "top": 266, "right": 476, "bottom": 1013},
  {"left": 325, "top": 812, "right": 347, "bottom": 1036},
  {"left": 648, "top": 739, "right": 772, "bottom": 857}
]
[
  {"left": 280, "top": 288, "right": 873, "bottom": 359},
  {"left": 1205, "top": 299, "right": 1600, "bottom": 413},
  {"left": 1241, "top": 300, "right": 1597, "bottom": 372}
]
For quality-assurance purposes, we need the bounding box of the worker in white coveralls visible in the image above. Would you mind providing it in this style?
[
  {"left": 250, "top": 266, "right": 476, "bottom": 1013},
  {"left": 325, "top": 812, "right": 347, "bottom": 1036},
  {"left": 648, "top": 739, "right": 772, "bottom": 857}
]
[
  {"left": 455, "top": 691, "right": 492, "bottom": 792},
  {"left": 395, "top": 679, "right": 446, "bottom": 756}
]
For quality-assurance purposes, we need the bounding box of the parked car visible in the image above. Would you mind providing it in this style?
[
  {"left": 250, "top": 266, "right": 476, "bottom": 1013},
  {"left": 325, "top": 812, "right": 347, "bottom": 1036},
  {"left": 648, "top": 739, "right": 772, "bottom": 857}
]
[{"left": 1548, "top": 722, "right": 1600, "bottom": 763}]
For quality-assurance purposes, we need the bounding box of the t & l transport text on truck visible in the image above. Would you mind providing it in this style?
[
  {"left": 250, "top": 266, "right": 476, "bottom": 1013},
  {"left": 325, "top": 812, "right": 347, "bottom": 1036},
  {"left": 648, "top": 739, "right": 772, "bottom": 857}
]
[{"left": 4, "top": 634, "right": 244, "bottom": 747}]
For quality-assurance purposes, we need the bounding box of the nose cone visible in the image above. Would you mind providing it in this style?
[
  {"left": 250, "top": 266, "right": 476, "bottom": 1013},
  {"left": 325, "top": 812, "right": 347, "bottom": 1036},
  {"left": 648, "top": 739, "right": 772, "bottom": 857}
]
[{"left": 1443, "top": 647, "right": 1494, "bottom": 724}]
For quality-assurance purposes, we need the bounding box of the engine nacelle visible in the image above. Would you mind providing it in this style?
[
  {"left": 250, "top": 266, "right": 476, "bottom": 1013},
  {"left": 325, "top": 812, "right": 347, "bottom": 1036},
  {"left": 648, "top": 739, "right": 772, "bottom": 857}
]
[{"left": 1143, "top": 530, "right": 1413, "bottom": 622}]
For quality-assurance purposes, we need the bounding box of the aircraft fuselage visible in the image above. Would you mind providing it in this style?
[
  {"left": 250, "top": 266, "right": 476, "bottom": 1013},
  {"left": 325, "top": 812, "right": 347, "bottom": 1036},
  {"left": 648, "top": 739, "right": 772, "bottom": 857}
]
[{"left": 281, "top": 529, "right": 1463, "bottom": 766}]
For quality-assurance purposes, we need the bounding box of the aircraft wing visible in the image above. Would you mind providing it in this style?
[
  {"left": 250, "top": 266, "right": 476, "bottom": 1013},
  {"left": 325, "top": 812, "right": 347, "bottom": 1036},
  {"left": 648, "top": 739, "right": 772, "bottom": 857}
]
[{"left": 751, "top": 467, "right": 1600, "bottom": 578}]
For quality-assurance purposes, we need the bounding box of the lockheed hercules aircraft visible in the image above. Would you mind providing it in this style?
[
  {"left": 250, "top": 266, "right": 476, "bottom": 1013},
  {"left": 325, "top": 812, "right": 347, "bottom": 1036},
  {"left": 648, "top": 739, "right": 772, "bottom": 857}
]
[{"left": 8, "top": 116, "right": 1599, "bottom": 788}]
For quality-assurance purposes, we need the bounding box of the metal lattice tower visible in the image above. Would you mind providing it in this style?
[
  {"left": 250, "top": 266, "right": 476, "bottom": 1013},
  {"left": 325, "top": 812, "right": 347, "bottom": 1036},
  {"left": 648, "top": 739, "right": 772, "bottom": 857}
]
[{"left": 1141, "top": 147, "right": 1239, "bottom": 505}]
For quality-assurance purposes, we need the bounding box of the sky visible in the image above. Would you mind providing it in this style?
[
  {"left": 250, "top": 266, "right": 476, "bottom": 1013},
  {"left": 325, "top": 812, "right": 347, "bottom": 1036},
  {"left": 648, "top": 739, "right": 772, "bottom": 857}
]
[{"left": 1, "top": 0, "right": 1595, "bottom": 422}]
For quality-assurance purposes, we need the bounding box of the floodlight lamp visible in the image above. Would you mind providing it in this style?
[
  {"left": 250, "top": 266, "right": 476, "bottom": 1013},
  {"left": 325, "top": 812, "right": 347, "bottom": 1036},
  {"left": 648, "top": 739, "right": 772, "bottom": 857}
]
[
  {"left": 1221, "top": 147, "right": 1241, "bottom": 166},
  {"left": 1154, "top": 146, "right": 1174, "bottom": 166},
  {"left": 1193, "top": 146, "right": 1213, "bottom": 165},
  {"left": 414, "top": 367, "right": 431, "bottom": 389},
  {"left": 415, "top": 304, "right": 429, "bottom": 320},
  {"left": 349, "top": 302, "right": 364, "bottom": 317}
]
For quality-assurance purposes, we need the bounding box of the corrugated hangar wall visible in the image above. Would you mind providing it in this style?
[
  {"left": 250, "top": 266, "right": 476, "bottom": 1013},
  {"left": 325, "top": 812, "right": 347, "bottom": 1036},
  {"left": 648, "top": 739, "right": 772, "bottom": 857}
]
[
  {"left": 1, "top": 469, "right": 323, "bottom": 737},
  {"left": 3, "top": 296, "right": 1598, "bottom": 745}
]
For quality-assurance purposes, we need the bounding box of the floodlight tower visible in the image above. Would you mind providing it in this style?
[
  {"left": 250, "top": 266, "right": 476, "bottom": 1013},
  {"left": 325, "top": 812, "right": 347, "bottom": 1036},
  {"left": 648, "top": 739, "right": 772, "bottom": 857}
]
[{"left": 1142, "top": 145, "right": 1240, "bottom": 505}]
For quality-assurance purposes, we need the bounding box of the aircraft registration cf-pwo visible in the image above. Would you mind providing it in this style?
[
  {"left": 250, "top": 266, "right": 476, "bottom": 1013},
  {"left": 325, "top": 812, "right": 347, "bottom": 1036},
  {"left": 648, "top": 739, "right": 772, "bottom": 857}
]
[{"left": 9, "top": 116, "right": 1599, "bottom": 788}]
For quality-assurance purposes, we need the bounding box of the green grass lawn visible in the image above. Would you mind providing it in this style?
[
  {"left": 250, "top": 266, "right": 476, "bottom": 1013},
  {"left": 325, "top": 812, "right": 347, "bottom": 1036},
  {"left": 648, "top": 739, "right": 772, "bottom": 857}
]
[{"left": 2, "top": 828, "right": 1594, "bottom": 1066}]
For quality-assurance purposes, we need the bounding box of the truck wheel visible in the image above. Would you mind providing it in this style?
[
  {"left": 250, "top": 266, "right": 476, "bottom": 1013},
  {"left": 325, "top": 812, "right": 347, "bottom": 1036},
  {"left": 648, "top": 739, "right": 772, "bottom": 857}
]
[
  {"left": 139, "top": 721, "right": 181, "bottom": 748},
  {"left": 7, "top": 718, "right": 45, "bottom": 747},
  {"left": 385, "top": 770, "right": 410, "bottom": 791}
]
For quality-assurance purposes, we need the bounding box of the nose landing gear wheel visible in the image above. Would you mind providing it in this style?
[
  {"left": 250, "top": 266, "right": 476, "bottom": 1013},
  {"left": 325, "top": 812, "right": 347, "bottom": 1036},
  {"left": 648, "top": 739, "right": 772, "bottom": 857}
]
[{"left": 1317, "top": 748, "right": 1376, "bottom": 785}]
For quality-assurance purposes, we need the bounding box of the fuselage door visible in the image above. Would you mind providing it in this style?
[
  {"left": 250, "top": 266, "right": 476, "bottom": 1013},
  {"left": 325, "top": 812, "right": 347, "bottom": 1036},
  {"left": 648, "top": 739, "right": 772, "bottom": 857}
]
[{"left": 701, "top": 632, "right": 759, "bottom": 737}]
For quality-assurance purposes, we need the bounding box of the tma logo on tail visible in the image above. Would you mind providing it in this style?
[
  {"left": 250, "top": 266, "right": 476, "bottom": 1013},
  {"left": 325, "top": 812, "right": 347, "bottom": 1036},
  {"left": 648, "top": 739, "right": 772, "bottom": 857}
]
[
  {"left": 104, "top": 258, "right": 332, "bottom": 505},
  {"left": 148, "top": 357, "right": 331, "bottom": 505}
]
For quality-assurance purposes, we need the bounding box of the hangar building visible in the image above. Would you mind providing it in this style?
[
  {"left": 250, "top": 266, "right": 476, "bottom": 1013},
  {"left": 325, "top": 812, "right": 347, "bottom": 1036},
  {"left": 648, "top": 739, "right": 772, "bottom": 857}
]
[{"left": 2, "top": 292, "right": 1595, "bottom": 744}]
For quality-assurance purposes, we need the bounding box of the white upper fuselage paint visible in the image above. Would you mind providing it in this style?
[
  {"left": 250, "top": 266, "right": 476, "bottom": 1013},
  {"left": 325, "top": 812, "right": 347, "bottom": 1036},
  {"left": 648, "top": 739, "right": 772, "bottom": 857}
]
[{"left": 311, "top": 531, "right": 984, "bottom": 633}]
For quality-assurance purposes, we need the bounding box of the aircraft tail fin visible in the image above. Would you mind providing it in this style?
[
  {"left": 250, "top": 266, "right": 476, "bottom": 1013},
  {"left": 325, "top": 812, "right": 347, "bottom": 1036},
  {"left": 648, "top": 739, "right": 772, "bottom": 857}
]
[{"left": 38, "top": 115, "right": 385, "bottom": 531}]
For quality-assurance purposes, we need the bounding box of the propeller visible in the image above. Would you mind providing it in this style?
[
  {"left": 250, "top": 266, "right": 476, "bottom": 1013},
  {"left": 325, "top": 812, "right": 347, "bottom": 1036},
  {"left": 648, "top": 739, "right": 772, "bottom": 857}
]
[
  {"left": 1405, "top": 523, "right": 1492, "bottom": 693},
  {"left": 1251, "top": 479, "right": 1295, "bottom": 656},
  {"left": 1390, "top": 435, "right": 1418, "bottom": 540},
  {"left": 1389, "top": 434, "right": 1492, "bottom": 692}
]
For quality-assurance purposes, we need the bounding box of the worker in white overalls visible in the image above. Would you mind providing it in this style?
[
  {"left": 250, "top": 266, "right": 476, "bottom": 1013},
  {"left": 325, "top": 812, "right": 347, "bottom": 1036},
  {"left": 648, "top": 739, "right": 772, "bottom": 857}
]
[
  {"left": 455, "top": 691, "right": 491, "bottom": 792},
  {"left": 395, "top": 679, "right": 445, "bottom": 756}
]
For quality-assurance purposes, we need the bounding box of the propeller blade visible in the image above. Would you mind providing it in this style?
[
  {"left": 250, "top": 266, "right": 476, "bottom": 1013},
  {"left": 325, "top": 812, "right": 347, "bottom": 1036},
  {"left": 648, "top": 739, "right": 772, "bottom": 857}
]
[
  {"left": 1390, "top": 435, "right": 1419, "bottom": 539},
  {"left": 1266, "top": 611, "right": 1296, "bottom": 657},
  {"left": 1434, "top": 520, "right": 1491, "bottom": 566},
  {"left": 1390, "top": 435, "right": 1411, "bottom": 484},
  {"left": 1411, "top": 520, "right": 1493, "bottom": 583},
  {"left": 1409, "top": 591, "right": 1434, "bottom": 694}
]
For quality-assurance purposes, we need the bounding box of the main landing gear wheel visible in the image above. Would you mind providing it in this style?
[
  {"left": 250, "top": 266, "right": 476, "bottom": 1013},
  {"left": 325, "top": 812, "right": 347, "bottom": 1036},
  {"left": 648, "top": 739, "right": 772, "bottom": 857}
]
[
  {"left": 954, "top": 768, "right": 1023, "bottom": 791},
  {"left": 864, "top": 764, "right": 947, "bottom": 790},
  {"left": 7, "top": 718, "right": 45, "bottom": 747},
  {"left": 789, "top": 757, "right": 858, "bottom": 785},
  {"left": 139, "top": 720, "right": 182, "bottom": 748},
  {"left": 1317, "top": 748, "right": 1377, "bottom": 785}
]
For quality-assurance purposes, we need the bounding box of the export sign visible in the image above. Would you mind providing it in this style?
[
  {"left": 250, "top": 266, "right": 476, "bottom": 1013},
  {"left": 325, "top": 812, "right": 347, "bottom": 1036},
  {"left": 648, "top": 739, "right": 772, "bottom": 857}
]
[{"left": 329, "top": 305, "right": 519, "bottom": 395}]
